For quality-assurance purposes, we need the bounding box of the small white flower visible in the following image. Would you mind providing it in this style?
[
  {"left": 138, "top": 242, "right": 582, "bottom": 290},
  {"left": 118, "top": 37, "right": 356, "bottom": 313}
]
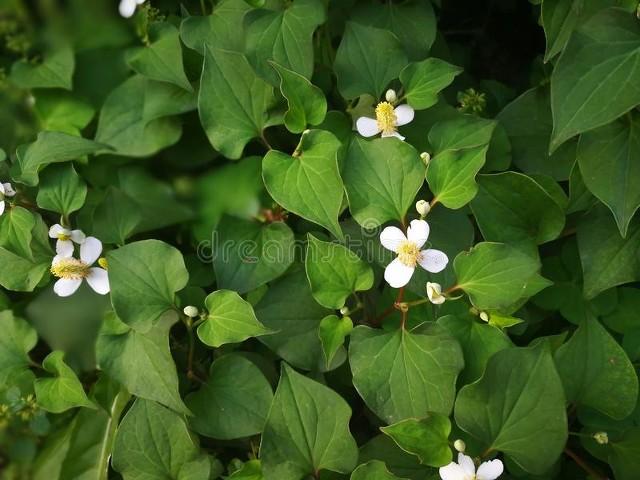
[
  {"left": 479, "top": 311, "right": 490, "bottom": 322},
  {"left": 0, "top": 182, "right": 16, "bottom": 216},
  {"left": 420, "top": 151, "right": 432, "bottom": 165},
  {"left": 385, "top": 89, "right": 397, "bottom": 103},
  {"left": 183, "top": 306, "right": 199, "bottom": 318},
  {"left": 439, "top": 453, "right": 503, "bottom": 480},
  {"left": 380, "top": 219, "right": 448, "bottom": 288},
  {"left": 356, "top": 101, "right": 414, "bottom": 141},
  {"left": 427, "top": 282, "right": 446, "bottom": 305},
  {"left": 453, "top": 439, "right": 466, "bottom": 453},
  {"left": 416, "top": 199, "right": 431, "bottom": 217},
  {"left": 50, "top": 237, "right": 110, "bottom": 297},
  {"left": 49, "top": 224, "right": 86, "bottom": 257},
  {"left": 119, "top": 0, "right": 145, "bottom": 18}
]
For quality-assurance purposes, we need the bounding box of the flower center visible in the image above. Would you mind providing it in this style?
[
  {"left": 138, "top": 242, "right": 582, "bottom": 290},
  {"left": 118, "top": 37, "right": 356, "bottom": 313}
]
[
  {"left": 57, "top": 233, "right": 71, "bottom": 241},
  {"left": 397, "top": 241, "right": 421, "bottom": 267},
  {"left": 50, "top": 258, "right": 90, "bottom": 280},
  {"left": 375, "top": 101, "right": 397, "bottom": 134}
]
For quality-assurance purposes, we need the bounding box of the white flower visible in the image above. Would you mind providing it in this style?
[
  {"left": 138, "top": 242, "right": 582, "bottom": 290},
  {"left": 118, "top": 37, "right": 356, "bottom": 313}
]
[
  {"left": 380, "top": 219, "right": 448, "bottom": 288},
  {"left": 427, "top": 282, "right": 446, "bottom": 305},
  {"left": 183, "top": 306, "right": 199, "bottom": 318},
  {"left": 356, "top": 101, "right": 414, "bottom": 140},
  {"left": 385, "top": 89, "right": 397, "bottom": 103},
  {"left": 49, "top": 224, "right": 86, "bottom": 257},
  {"left": 50, "top": 237, "right": 110, "bottom": 297},
  {"left": 416, "top": 199, "right": 431, "bottom": 217},
  {"left": 119, "top": 0, "right": 145, "bottom": 18},
  {"left": 439, "top": 453, "right": 503, "bottom": 480},
  {"left": 0, "top": 182, "right": 16, "bottom": 216}
]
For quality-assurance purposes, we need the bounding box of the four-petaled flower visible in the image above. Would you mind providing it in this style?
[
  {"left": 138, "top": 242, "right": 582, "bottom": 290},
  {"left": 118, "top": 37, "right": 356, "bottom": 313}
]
[
  {"left": 0, "top": 182, "right": 16, "bottom": 216},
  {"left": 356, "top": 101, "right": 414, "bottom": 140},
  {"left": 49, "top": 224, "right": 86, "bottom": 256},
  {"left": 380, "top": 219, "right": 448, "bottom": 288},
  {"left": 50, "top": 237, "right": 110, "bottom": 297},
  {"left": 119, "top": 0, "right": 145, "bottom": 18},
  {"left": 439, "top": 453, "right": 503, "bottom": 480}
]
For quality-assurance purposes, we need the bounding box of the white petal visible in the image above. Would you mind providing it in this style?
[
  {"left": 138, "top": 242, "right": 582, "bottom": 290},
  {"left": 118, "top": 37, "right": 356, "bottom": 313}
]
[
  {"left": 356, "top": 117, "right": 381, "bottom": 137},
  {"left": 419, "top": 249, "right": 449, "bottom": 273},
  {"left": 427, "top": 282, "right": 445, "bottom": 304},
  {"left": 136, "top": 0, "right": 146, "bottom": 4},
  {"left": 381, "top": 130, "right": 405, "bottom": 141},
  {"left": 86, "top": 268, "right": 110, "bottom": 295},
  {"left": 118, "top": 0, "right": 136, "bottom": 17},
  {"left": 80, "top": 237, "right": 102, "bottom": 265},
  {"left": 53, "top": 278, "right": 82, "bottom": 297},
  {"left": 49, "top": 224, "right": 66, "bottom": 239},
  {"left": 439, "top": 462, "right": 467, "bottom": 480},
  {"left": 395, "top": 104, "right": 415, "bottom": 126},
  {"left": 3, "top": 183, "right": 16, "bottom": 197},
  {"left": 379, "top": 226, "right": 407, "bottom": 252},
  {"left": 458, "top": 453, "right": 476, "bottom": 477},
  {"left": 384, "top": 257, "right": 415, "bottom": 288},
  {"left": 476, "top": 459, "right": 504, "bottom": 480},
  {"left": 406, "top": 219, "right": 430, "bottom": 248},
  {"left": 56, "top": 239, "right": 74, "bottom": 257},
  {"left": 0, "top": 201, "right": 4, "bottom": 216},
  {"left": 70, "top": 230, "right": 86, "bottom": 244},
  {"left": 0, "top": 183, "right": 4, "bottom": 195}
]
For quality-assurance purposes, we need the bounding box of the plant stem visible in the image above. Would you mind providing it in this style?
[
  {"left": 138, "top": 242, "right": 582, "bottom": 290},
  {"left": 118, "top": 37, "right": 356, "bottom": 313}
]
[{"left": 564, "top": 448, "right": 607, "bottom": 480}]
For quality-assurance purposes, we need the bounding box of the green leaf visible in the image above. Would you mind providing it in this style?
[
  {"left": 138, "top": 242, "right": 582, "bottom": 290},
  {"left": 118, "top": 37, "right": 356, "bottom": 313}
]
[
  {"left": 609, "top": 427, "right": 640, "bottom": 480},
  {"left": 603, "top": 287, "right": 640, "bottom": 333},
  {"left": 10, "top": 45, "right": 74, "bottom": 90},
  {"left": 334, "top": 22, "right": 408, "bottom": 99},
  {"left": 577, "top": 112, "right": 640, "bottom": 237},
  {"left": 198, "top": 46, "right": 276, "bottom": 159},
  {"left": 185, "top": 354, "right": 273, "bottom": 440},
  {"left": 359, "top": 436, "right": 430, "bottom": 480},
  {"left": 270, "top": 62, "right": 327, "bottom": 133},
  {"left": 229, "top": 460, "right": 263, "bottom": 479},
  {"left": 427, "top": 116, "right": 496, "bottom": 209},
  {"left": 245, "top": 0, "right": 326, "bottom": 84},
  {"left": 399, "top": 58, "right": 462, "bottom": 110},
  {"left": 91, "top": 187, "right": 142, "bottom": 245},
  {"left": 262, "top": 130, "right": 344, "bottom": 238},
  {"left": 95, "top": 76, "right": 195, "bottom": 157},
  {"left": 34, "top": 351, "right": 95, "bottom": 413},
  {"left": 126, "top": 22, "right": 192, "bottom": 92},
  {"left": 470, "top": 172, "right": 565, "bottom": 246},
  {"left": 380, "top": 413, "right": 452, "bottom": 468},
  {"left": 34, "top": 90, "right": 95, "bottom": 136},
  {"left": 260, "top": 364, "right": 358, "bottom": 480},
  {"left": 255, "top": 269, "right": 342, "bottom": 371},
  {"left": 577, "top": 205, "right": 640, "bottom": 299},
  {"left": 0, "top": 311, "right": 37, "bottom": 387},
  {"left": 305, "top": 234, "right": 373, "bottom": 309},
  {"left": 349, "top": 324, "right": 463, "bottom": 424},
  {"left": 36, "top": 163, "right": 87, "bottom": 216},
  {"left": 107, "top": 239, "right": 189, "bottom": 332},
  {"left": 550, "top": 8, "right": 640, "bottom": 151},
  {"left": 12, "top": 131, "right": 108, "bottom": 186},
  {"left": 350, "top": 460, "right": 408, "bottom": 480},
  {"left": 453, "top": 242, "right": 550, "bottom": 311},
  {"left": 113, "top": 399, "right": 210, "bottom": 479},
  {"left": 318, "top": 315, "right": 353, "bottom": 368},
  {"left": 213, "top": 217, "right": 295, "bottom": 294},
  {"left": 555, "top": 316, "right": 638, "bottom": 419},
  {"left": 454, "top": 343, "right": 568, "bottom": 474},
  {"left": 343, "top": 137, "right": 424, "bottom": 227},
  {"left": 96, "top": 312, "right": 189, "bottom": 415},
  {"left": 197, "top": 290, "right": 272, "bottom": 348},
  {"left": 0, "top": 206, "right": 35, "bottom": 260}
]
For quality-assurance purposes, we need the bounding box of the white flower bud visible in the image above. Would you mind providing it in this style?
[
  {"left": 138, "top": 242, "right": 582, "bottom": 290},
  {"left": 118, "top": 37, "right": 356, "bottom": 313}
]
[
  {"left": 183, "top": 306, "right": 199, "bottom": 318},
  {"left": 426, "top": 282, "right": 445, "bottom": 305},
  {"left": 593, "top": 432, "right": 608, "bottom": 445},
  {"left": 415, "top": 200, "right": 431, "bottom": 217},
  {"left": 339, "top": 306, "right": 350, "bottom": 316},
  {"left": 385, "top": 89, "right": 397, "bottom": 103},
  {"left": 479, "top": 311, "right": 490, "bottom": 322},
  {"left": 420, "top": 152, "right": 431, "bottom": 166},
  {"left": 453, "top": 439, "right": 466, "bottom": 453}
]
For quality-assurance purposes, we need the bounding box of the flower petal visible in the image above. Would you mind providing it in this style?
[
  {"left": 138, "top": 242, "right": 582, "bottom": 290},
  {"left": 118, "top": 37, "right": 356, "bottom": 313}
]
[
  {"left": 438, "top": 462, "right": 467, "bottom": 480},
  {"left": 118, "top": 0, "right": 136, "bottom": 17},
  {"left": 381, "top": 130, "right": 405, "bottom": 141},
  {"left": 49, "top": 224, "right": 66, "bottom": 239},
  {"left": 384, "top": 257, "right": 415, "bottom": 288},
  {"left": 380, "top": 226, "right": 407, "bottom": 252},
  {"left": 458, "top": 453, "right": 476, "bottom": 477},
  {"left": 395, "top": 104, "right": 415, "bottom": 126},
  {"left": 53, "top": 278, "right": 82, "bottom": 297},
  {"left": 0, "top": 201, "right": 4, "bottom": 216},
  {"left": 0, "top": 183, "right": 4, "bottom": 195},
  {"left": 418, "top": 249, "right": 449, "bottom": 273},
  {"left": 406, "top": 219, "right": 430, "bottom": 248},
  {"left": 476, "top": 459, "right": 504, "bottom": 480},
  {"left": 356, "top": 117, "right": 381, "bottom": 137},
  {"left": 86, "top": 268, "right": 110, "bottom": 295},
  {"left": 56, "top": 239, "right": 74, "bottom": 257},
  {"left": 70, "top": 230, "right": 86, "bottom": 244},
  {"left": 80, "top": 237, "right": 103, "bottom": 265},
  {"left": 3, "top": 183, "right": 16, "bottom": 197}
]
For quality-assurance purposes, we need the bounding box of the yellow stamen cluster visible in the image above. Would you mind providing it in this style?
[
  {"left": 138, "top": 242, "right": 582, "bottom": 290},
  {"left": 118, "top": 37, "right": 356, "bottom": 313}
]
[
  {"left": 57, "top": 233, "right": 71, "bottom": 241},
  {"left": 397, "top": 241, "right": 421, "bottom": 267},
  {"left": 98, "top": 257, "right": 109, "bottom": 270},
  {"left": 375, "top": 101, "right": 397, "bottom": 134},
  {"left": 51, "top": 257, "right": 89, "bottom": 279}
]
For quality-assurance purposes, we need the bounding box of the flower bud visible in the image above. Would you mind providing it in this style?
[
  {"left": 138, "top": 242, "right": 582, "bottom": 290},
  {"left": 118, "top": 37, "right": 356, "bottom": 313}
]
[
  {"left": 453, "top": 439, "right": 466, "bottom": 453},
  {"left": 593, "top": 432, "right": 608, "bottom": 445},
  {"left": 420, "top": 152, "right": 431, "bottom": 166},
  {"left": 183, "top": 306, "right": 199, "bottom": 318},
  {"left": 426, "top": 282, "right": 445, "bottom": 305},
  {"left": 479, "top": 311, "right": 490, "bottom": 322},
  {"left": 339, "top": 306, "right": 350, "bottom": 316},
  {"left": 415, "top": 200, "right": 431, "bottom": 217},
  {"left": 385, "top": 89, "right": 397, "bottom": 103}
]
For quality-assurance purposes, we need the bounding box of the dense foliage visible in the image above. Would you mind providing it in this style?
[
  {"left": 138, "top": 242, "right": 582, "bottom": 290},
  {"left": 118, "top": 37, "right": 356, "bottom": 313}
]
[{"left": 1, "top": 0, "right": 640, "bottom": 479}]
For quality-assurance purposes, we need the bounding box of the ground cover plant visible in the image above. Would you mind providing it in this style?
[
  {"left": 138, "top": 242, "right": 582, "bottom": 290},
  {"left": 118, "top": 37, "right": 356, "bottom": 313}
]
[{"left": 1, "top": 0, "right": 640, "bottom": 478}]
